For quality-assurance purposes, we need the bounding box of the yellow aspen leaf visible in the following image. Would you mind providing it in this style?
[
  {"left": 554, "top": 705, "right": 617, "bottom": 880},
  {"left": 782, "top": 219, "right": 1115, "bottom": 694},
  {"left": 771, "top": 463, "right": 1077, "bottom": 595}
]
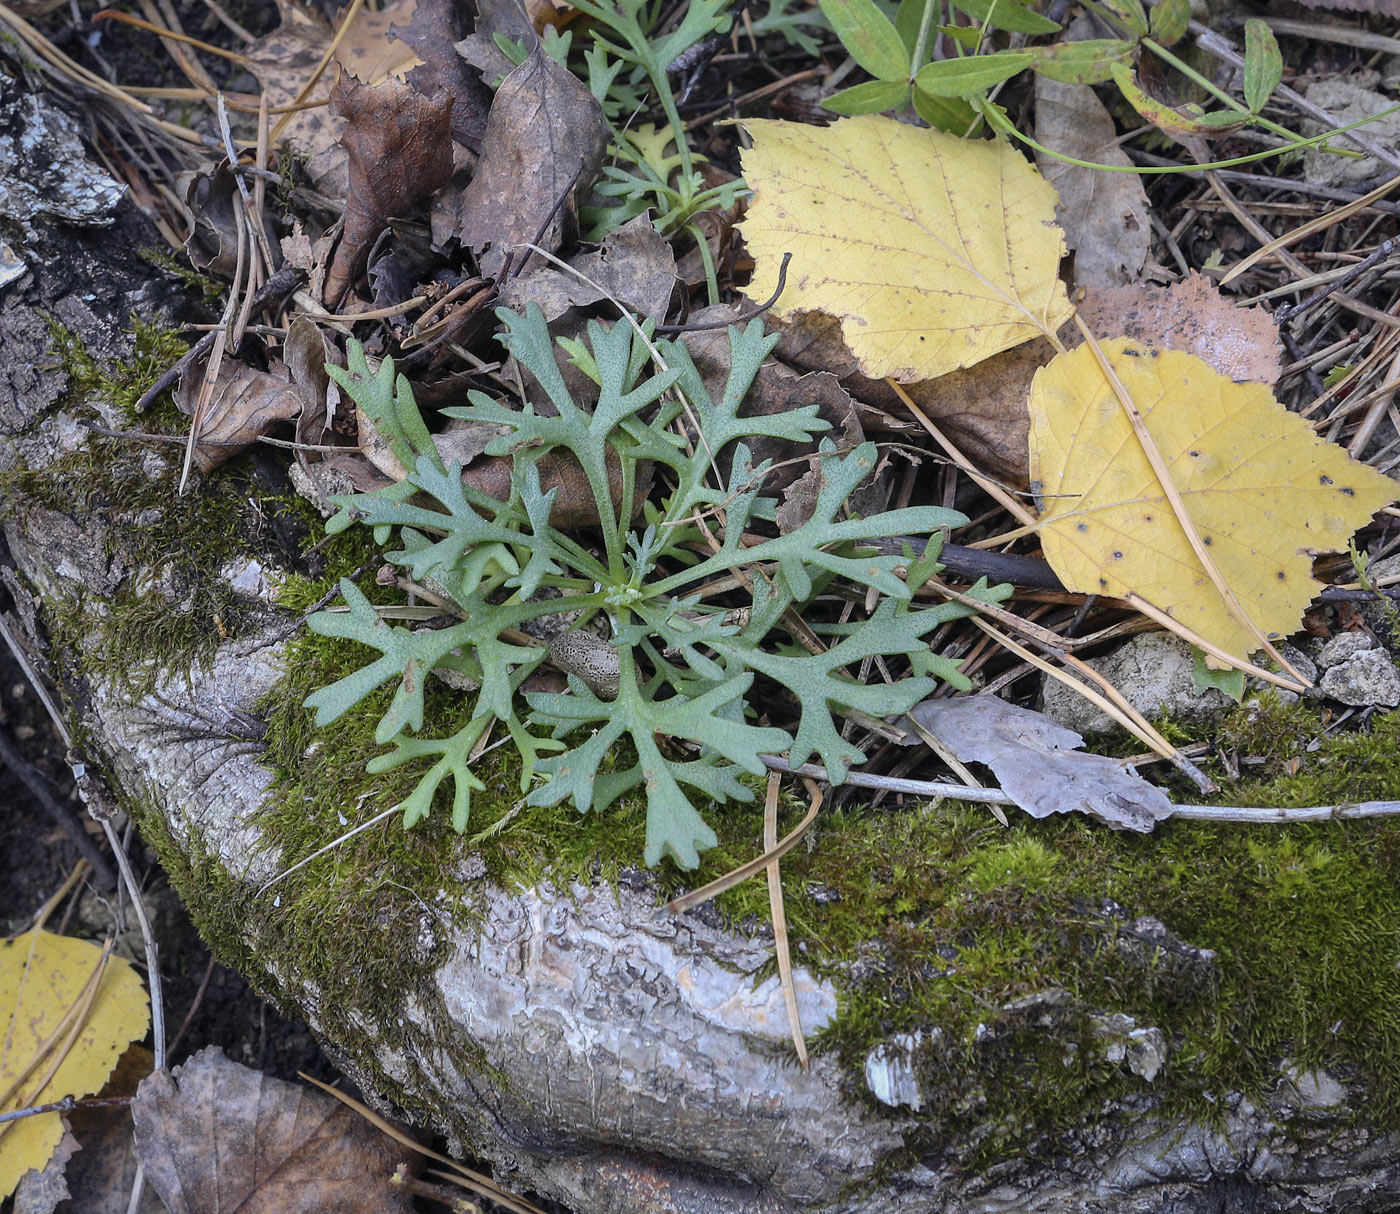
[
  {"left": 1029, "top": 339, "right": 1398, "bottom": 662},
  {"left": 0, "top": 929, "right": 150, "bottom": 1198},
  {"left": 738, "top": 114, "right": 1075, "bottom": 382}
]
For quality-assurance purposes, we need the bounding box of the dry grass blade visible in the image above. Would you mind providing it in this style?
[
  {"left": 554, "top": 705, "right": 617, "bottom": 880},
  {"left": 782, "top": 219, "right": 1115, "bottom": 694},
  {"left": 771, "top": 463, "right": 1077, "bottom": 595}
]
[
  {"left": 268, "top": 0, "right": 368, "bottom": 144},
  {"left": 299, "top": 1073, "right": 547, "bottom": 1214},
  {"left": 763, "top": 772, "right": 809, "bottom": 1068},
  {"left": 667, "top": 788, "right": 824, "bottom": 913},
  {"left": 967, "top": 615, "right": 1216, "bottom": 793},
  {"left": 1220, "top": 173, "right": 1400, "bottom": 287}
]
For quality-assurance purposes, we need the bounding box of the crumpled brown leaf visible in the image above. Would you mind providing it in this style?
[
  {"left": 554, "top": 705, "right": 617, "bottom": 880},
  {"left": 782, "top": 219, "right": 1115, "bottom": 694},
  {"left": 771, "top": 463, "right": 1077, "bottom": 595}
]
[
  {"left": 451, "top": 45, "right": 608, "bottom": 277},
  {"left": 390, "top": 0, "right": 493, "bottom": 151},
  {"left": 498, "top": 213, "right": 677, "bottom": 321},
  {"left": 324, "top": 72, "right": 455, "bottom": 305},
  {"left": 243, "top": 0, "right": 422, "bottom": 201},
  {"left": 175, "top": 358, "right": 304, "bottom": 473},
  {"left": 773, "top": 310, "right": 1070, "bottom": 487},
  {"left": 130, "top": 1047, "right": 415, "bottom": 1214},
  {"left": 179, "top": 165, "right": 281, "bottom": 278},
  {"left": 900, "top": 695, "right": 1173, "bottom": 832},
  {"left": 1035, "top": 75, "right": 1150, "bottom": 288},
  {"left": 1075, "top": 271, "right": 1283, "bottom": 385}
]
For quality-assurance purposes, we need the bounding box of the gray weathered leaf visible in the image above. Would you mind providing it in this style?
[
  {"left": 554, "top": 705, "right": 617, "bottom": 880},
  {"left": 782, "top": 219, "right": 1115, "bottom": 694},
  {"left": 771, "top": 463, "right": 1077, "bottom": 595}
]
[{"left": 900, "top": 695, "right": 1173, "bottom": 831}]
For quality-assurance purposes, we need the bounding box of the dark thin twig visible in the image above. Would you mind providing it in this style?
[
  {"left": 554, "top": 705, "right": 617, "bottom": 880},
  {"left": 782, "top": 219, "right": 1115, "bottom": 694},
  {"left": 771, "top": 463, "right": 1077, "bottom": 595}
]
[
  {"left": 167, "top": 953, "right": 217, "bottom": 1058},
  {"left": 655, "top": 252, "right": 792, "bottom": 333},
  {"left": 498, "top": 162, "right": 586, "bottom": 284},
  {"left": 0, "top": 723, "right": 115, "bottom": 889},
  {"left": 0, "top": 1095, "right": 133, "bottom": 1126},
  {"left": 1277, "top": 236, "right": 1400, "bottom": 325}
]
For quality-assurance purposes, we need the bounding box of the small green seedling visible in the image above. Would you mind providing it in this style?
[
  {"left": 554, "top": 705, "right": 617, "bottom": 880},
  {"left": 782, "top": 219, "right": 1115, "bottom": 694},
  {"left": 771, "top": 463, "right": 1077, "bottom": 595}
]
[{"left": 304, "top": 307, "right": 1007, "bottom": 867}]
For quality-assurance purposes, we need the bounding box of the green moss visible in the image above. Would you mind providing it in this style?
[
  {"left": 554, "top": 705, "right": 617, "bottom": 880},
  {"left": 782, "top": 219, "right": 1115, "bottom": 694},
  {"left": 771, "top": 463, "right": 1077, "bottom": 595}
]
[
  {"left": 42, "top": 315, "right": 1400, "bottom": 1174},
  {"left": 7, "top": 321, "right": 338, "bottom": 694}
]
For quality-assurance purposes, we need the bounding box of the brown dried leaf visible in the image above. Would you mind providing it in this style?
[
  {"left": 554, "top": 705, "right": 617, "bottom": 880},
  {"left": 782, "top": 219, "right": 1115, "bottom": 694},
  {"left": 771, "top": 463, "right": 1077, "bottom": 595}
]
[
  {"left": 1076, "top": 271, "right": 1283, "bottom": 384},
  {"left": 178, "top": 165, "right": 279, "bottom": 277},
  {"left": 130, "top": 1047, "right": 415, "bottom": 1214},
  {"left": 175, "top": 359, "right": 303, "bottom": 472},
  {"left": 1034, "top": 76, "right": 1149, "bottom": 288},
  {"left": 453, "top": 45, "right": 607, "bottom": 277},
  {"left": 245, "top": 0, "right": 421, "bottom": 201},
  {"left": 774, "top": 310, "right": 1069, "bottom": 487},
  {"left": 390, "top": 0, "right": 493, "bottom": 151},
  {"left": 901, "top": 696, "right": 1173, "bottom": 832},
  {"left": 498, "top": 214, "right": 677, "bottom": 320},
  {"left": 324, "top": 73, "right": 455, "bottom": 305}
]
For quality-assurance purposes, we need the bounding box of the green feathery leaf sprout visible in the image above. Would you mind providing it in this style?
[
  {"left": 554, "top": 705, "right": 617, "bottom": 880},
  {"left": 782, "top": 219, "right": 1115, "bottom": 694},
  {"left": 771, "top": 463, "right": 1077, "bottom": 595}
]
[{"left": 305, "top": 307, "right": 1009, "bottom": 867}]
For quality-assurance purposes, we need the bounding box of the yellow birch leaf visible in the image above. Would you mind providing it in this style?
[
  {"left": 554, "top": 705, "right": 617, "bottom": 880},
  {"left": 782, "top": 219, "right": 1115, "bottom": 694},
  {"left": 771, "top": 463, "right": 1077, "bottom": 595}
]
[
  {"left": 738, "top": 114, "right": 1075, "bottom": 382},
  {"left": 0, "top": 929, "right": 150, "bottom": 1198},
  {"left": 1029, "top": 339, "right": 1398, "bottom": 661}
]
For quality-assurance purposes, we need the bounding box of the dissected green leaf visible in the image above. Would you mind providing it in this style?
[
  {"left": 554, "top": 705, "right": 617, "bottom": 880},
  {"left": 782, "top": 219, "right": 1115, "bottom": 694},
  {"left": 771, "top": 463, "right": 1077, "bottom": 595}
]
[
  {"left": 326, "top": 343, "right": 442, "bottom": 477},
  {"left": 308, "top": 308, "right": 998, "bottom": 867},
  {"left": 1243, "top": 19, "right": 1283, "bottom": 115}
]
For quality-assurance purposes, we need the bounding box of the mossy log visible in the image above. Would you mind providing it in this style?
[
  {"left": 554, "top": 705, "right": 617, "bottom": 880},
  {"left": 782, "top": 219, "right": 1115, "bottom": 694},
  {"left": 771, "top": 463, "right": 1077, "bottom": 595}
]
[{"left": 6, "top": 208, "right": 1400, "bottom": 1214}]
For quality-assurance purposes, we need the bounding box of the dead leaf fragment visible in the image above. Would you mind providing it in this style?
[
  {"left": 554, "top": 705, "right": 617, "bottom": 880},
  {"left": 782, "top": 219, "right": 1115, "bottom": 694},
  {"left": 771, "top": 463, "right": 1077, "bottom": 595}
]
[
  {"left": 901, "top": 695, "right": 1173, "bottom": 831},
  {"left": 773, "top": 309, "right": 1072, "bottom": 486},
  {"left": 175, "top": 359, "right": 304, "bottom": 472},
  {"left": 1034, "top": 76, "right": 1149, "bottom": 288},
  {"left": 1029, "top": 339, "right": 1397, "bottom": 661},
  {"left": 245, "top": 0, "right": 424, "bottom": 201},
  {"left": 1076, "top": 271, "right": 1282, "bottom": 385},
  {"left": 453, "top": 45, "right": 608, "bottom": 277},
  {"left": 324, "top": 73, "right": 455, "bottom": 304},
  {"left": 739, "top": 114, "right": 1075, "bottom": 382},
  {"left": 130, "top": 1047, "right": 415, "bottom": 1214},
  {"left": 390, "top": 0, "right": 493, "bottom": 150},
  {"left": 498, "top": 213, "right": 677, "bottom": 320},
  {"left": 179, "top": 165, "right": 280, "bottom": 278}
]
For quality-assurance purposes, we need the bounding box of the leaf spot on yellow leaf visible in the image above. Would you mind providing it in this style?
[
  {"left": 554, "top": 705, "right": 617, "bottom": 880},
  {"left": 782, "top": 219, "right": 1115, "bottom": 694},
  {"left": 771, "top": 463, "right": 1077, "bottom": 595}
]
[{"left": 1029, "top": 338, "right": 1398, "bottom": 661}]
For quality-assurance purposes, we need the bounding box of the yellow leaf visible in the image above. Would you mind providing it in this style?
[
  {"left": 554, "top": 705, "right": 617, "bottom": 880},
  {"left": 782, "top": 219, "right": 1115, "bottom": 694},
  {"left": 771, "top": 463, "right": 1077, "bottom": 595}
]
[
  {"left": 0, "top": 929, "right": 150, "bottom": 1198},
  {"left": 1029, "top": 339, "right": 1397, "bottom": 661},
  {"left": 738, "top": 114, "right": 1075, "bottom": 382}
]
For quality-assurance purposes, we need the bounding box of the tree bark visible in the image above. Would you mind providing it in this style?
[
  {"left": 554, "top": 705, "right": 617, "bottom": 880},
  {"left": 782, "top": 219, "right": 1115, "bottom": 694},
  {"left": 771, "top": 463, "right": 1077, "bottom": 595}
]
[{"left": 5, "top": 199, "right": 1400, "bottom": 1214}]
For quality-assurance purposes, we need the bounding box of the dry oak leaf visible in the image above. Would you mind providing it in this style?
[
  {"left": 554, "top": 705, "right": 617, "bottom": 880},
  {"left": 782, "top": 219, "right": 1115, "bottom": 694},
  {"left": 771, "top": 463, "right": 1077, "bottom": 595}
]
[
  {"left": 1029, "top": 339, "right": 1397, "bottom": 662},
  {"left": 738, "top": 114, "right": 1075, "bottom": 383},
  {"left": 1, "top": 930, "right": 150, "bottom": 1199}
]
